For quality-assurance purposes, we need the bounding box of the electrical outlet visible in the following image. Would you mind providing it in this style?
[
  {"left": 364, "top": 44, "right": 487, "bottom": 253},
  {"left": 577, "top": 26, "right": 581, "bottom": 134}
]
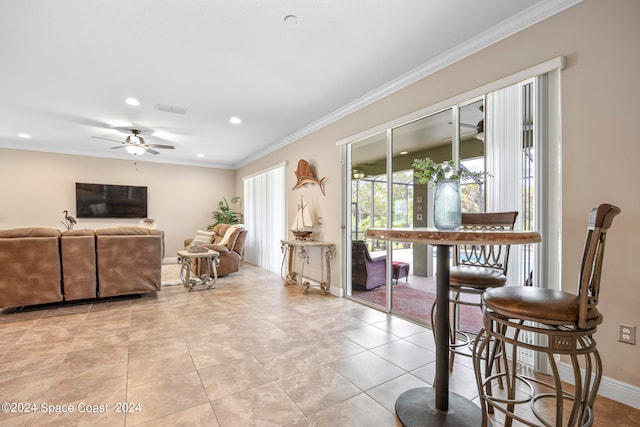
[{"left": 618, "top": 323, "right": 636, "bottom": 345}]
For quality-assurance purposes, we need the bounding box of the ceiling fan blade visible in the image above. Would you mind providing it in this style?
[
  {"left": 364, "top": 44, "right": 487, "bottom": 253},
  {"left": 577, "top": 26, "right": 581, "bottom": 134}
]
[
  {"left": 145, "top": 144, "right": 175, "bottom": 150},
  {"left": 109, "top": 145, "right": 126, "bottom": 149},
  {"left": 145, "top": 147, "right": 160, "bottom": 155},
  {"left": 92, "top": 135, "right": 124, "bottom": 144}
]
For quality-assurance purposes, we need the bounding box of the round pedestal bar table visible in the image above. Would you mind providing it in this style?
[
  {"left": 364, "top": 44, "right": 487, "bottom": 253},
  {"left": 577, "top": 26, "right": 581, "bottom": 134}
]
[{"left": 365, "top": 227, "right": 541, "bottom": 427}]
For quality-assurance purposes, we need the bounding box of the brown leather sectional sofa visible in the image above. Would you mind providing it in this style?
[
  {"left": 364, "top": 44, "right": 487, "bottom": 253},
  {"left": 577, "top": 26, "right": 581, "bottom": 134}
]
[{"left": 0, "top": 226, "right": 164, "bottom": 309}]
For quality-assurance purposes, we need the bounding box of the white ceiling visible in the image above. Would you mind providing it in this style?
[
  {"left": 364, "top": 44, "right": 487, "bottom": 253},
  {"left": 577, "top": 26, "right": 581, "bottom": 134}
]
[{"left": 0, "top": 1, "right": 576, "bottom": 169}]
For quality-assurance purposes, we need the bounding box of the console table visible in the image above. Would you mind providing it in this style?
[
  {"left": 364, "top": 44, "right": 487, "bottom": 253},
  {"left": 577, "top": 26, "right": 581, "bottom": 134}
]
[{"left": 280, "top": 240, "right": 334, "bottom": 294}]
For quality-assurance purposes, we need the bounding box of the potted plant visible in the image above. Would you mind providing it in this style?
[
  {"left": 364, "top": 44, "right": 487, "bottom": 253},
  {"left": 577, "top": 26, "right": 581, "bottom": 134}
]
[
  {"left": 208, "top": 196, "right": 242, "bottom": 229},
  {"left": 412, "top": 158, "right": 488, "bottom": 230}
]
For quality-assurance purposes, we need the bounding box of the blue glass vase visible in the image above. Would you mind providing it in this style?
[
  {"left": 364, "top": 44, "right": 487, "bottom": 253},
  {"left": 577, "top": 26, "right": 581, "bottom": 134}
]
[{"left": 434, "top": 179, "right": 461, "bottom": 230}]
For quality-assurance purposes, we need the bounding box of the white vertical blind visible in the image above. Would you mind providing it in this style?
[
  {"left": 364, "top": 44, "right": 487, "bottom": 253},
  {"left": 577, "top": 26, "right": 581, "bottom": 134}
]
[
  {"left": 486, "top": 83, "right": 525, "bottom": 288},
  {"left": 243, "top": 165, "right": 285, "bottom": 273}
]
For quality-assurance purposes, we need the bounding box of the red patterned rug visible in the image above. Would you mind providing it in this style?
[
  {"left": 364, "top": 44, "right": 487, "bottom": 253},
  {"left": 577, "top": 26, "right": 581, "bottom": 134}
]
[{"left": 353, "top": 285, "right": 483, "bottom": 334}]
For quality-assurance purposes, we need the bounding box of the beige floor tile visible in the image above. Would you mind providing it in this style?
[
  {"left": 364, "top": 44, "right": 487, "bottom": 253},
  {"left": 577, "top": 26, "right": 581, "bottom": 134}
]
[
  {"left": 308, "top": 393, "right": 400, "bottom": 427},
  {"left": 371, "top": 339, "right": 435, "bottom": 371},
  {"left": 253, "top": 346, "right": 325, "bottom": 379},
  {"left": 211, "top": 381, "right": 305, "bottom": 427},
  {"left": 330, "top": 351, "right": 405, "bottom": 391},
  {"left": 372, "top": 316, "right": 429, "bottom": 338},
  {"left": 59, "top": 345, "right": 128, "bottom": 373},
  {"left": 132, "top": 402, "right": 219, "bottom": 427},
  {"left": 199, "top": 356, "right": 273, "bottom": 401},
  {"left": 341, "top": 324, "right": 400, "bottom": 349},
  {"left": 47, "top": 361, "right": 128, "bottom": 404},
  {"left": 127, "top": 346, "right": 196, "bottom": 387},
  {"left": 277, "top": 364, "right": 361, "bottom": 416},
  {"left": 308, "top": 335, "right": 367, "bottom": 363},
  {"left": 367, "top": 373, "right": 431, "bottom": 413},
  {"left": 31, "top": 389, "right": 126, "bottom": 427},
  {"left": 125, "top": 371, "right": 209, "bottom": 426}
]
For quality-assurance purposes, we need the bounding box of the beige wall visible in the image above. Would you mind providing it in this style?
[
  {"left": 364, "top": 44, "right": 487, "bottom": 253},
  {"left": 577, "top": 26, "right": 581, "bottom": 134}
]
[
  {"left": 236, "top": 0, "right": 640, "bottom": 389},
  {"left": 0, "top": 148, "right": 236, "bottom": 257}
]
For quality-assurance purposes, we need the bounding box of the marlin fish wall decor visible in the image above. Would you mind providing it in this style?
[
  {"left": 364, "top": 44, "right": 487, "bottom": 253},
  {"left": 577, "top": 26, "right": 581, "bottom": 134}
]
[{"left": 292, "top": 159, "right": 326, "bottom": 196}]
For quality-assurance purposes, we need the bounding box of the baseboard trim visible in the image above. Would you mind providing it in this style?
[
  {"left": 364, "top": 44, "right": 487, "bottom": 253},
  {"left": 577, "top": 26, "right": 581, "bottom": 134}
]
[{"left": 558, "top": 362, "right": 640, "bottom": 410}]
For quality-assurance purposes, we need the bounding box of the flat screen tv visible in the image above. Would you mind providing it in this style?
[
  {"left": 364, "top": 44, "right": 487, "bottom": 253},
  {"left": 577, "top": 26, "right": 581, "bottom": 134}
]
[{"left": 76, "top": 183, "right": 148, "bottom": 219}]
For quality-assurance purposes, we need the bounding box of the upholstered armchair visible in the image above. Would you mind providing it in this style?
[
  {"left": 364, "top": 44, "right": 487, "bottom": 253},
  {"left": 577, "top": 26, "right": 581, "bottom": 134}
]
[
  {"left": 352, "top": 240, "right": 386, "bottom": 291},
  {"left": 184, "top": 224, "right": 247, "bottom": 277}
]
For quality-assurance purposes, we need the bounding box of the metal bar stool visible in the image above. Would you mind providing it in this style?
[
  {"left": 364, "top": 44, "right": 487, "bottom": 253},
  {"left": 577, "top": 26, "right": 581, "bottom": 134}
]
[
  {"left": 430, "top": 211, "right": 519, "bottom": 371},
  {"left": 473, "top": 204, "right": 620, "bottom": 427}
]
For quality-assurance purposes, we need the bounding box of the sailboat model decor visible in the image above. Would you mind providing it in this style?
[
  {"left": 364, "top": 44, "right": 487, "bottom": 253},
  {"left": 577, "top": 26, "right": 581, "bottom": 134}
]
[{"left": 291, "top": 196, "right": 314, "bottom": 241}]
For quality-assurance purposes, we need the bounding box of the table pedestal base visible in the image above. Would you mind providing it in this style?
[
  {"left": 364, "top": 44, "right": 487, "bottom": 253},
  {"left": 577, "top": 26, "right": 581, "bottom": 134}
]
[{"left": 395, "top": 387, "right": 489, "bottom": 427}]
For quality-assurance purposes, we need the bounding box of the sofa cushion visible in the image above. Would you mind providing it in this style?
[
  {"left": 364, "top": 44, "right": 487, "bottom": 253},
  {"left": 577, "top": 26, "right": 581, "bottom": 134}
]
[
  {"left": 61, "top": 229, "right": 97, "bottom": 301},
  {"left": 0, "top": 227, "right": 61, "bottom": 238},
  {"left": 190, "top": 229, "right": 215, "bottom": 247},
  {"left": 96, "top": 227, "right": 163, "bottom": 236}
]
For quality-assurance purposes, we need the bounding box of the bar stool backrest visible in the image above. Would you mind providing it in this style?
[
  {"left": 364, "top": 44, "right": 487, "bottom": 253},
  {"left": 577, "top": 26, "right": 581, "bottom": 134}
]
[
  {"left": 578, "top": 203, "right": 621, "bottom": 328},
  {"left": 454, "top": 211, "right": 519, "bottom": 275}
]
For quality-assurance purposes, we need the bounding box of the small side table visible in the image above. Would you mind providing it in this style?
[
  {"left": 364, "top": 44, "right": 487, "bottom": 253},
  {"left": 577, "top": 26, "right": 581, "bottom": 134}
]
[{"left": 177, "top": 249, "right": 220, "bottom": 291}]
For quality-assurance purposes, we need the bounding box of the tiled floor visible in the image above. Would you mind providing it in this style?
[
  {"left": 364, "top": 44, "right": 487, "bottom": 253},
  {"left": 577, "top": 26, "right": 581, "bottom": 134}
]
[{"left": 1, "top": 263, "right": 638, "bottom": 426}]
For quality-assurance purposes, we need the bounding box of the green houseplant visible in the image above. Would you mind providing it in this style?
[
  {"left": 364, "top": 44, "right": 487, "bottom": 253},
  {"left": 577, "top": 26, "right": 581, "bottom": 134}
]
[
  {"left": 208, "top": 196, "right": 242, "bottom": 229},
  {"left": 412, "top": 158, "right": 487, "bottom": 185},
  {"left": 412, "top": 158, "right": 489, "bottom": 230}
]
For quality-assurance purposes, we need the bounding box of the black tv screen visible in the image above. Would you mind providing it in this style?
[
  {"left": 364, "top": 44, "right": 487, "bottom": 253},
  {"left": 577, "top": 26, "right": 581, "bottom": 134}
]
[{"left": 76, "top": 183, "right": 148, "bottom": 218}]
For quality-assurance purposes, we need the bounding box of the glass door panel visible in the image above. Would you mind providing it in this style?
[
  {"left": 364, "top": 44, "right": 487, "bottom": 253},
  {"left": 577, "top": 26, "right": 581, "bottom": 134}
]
[
  {"left": 390, "top": 109, "right": 452, "bottom": 323},
  {"left": 459, "top": 99, "right": 486, "bottom": 213},
  {"left": 349, "top": 131, "right": 388, "bottom": 310}
]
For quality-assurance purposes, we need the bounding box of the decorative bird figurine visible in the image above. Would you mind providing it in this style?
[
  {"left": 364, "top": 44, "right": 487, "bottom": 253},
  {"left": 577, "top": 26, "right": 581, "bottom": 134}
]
[{"left": 61, "top": 210, "right": 77, "bottom": 230}]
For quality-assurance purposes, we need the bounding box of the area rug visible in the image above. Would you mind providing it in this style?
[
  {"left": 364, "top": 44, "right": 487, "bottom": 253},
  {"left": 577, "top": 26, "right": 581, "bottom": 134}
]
[
  {"left": 354, "top": 285, "right": 483, "bottom": 334},
  {"left": 161, "top": 263, "right": 183, "bottom": 286}
]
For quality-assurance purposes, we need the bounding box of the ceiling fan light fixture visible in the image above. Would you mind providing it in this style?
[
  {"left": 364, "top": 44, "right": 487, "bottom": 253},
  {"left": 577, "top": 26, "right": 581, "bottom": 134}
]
[
  {"left": 125, "top": 145, "right": 146, "bottom": 155},
  {"left": 127, "top": 135, "right": 141, "bottom": 144}
]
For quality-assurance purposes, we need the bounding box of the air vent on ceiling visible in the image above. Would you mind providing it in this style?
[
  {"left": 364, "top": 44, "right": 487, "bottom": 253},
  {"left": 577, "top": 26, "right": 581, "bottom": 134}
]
[{"left": 155, "top": 104, "right": 187, "bottom": 115}]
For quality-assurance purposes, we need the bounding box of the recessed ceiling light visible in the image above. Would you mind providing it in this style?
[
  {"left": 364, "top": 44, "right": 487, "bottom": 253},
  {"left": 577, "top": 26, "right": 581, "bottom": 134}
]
[
  {"left": 284, "top": 14, "right": 300, "bottom": 25},
  {"left": 125, "top": 97, "right": 140, "bottom": 106},
  {"left": 230, "top": 116, "right": 242, "bottom": 124},
  {"left": 18, "top": 133, "right": 31, "bottom": 139},
  {"left": 197, "top": 153, "right": 204, "bottom": 158},
  {"left": 399, "top": 151, "right": 409, "bottom": 155}
]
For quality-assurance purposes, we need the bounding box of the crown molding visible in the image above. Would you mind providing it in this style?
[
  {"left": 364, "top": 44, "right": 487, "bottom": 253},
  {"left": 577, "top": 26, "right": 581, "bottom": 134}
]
[{"left": 235, "top": 0, "right": 582, "bottom": 169}]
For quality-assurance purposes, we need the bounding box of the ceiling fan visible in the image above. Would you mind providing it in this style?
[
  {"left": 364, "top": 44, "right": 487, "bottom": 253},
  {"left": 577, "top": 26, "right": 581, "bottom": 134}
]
[{"left": 91, "top": 129, "right": 175, "bottom": 155}]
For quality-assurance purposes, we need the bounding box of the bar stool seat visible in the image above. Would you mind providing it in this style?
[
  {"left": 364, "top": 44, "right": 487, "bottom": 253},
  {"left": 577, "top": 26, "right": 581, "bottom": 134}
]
[
  {"left": 473, "top": 203, "right": 620, "bottom": 427},
  {"left": 450, "top": 265, "right": 507, "bottom": 288},
  {"left": 484, "top": 286, "right": 601, "bottom": 324}
]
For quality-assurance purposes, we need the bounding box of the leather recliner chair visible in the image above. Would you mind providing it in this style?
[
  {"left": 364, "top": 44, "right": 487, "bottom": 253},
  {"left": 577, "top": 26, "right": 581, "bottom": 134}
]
[{"left": 184, "top": 224, "right": 247, "bottom": 276}]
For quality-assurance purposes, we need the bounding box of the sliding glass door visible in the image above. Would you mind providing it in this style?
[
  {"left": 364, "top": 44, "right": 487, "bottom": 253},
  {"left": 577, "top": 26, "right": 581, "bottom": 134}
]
[{"left": 345, "top": 76, "right": 557, "bottom": 352}]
